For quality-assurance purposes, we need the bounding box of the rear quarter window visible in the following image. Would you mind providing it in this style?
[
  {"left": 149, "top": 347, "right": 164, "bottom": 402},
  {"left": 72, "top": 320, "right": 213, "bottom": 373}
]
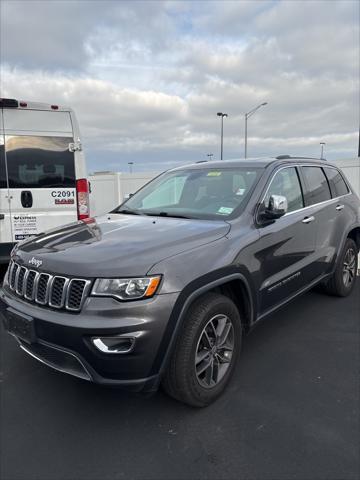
[
  {"left": 323, "top": 167, "right": 349, "bottom": 197},
  {"left": 4, "top": 136, "right": 76, "bottom": 188}
]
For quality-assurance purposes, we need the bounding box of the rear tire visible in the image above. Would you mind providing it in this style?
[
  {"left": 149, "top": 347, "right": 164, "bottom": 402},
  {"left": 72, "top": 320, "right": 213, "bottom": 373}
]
[
  {"left": 322, "top": 238, "right": 358, "bottom": 297},
  {"left": 162, "top": 292, "right": 242, "bottom": 407}
]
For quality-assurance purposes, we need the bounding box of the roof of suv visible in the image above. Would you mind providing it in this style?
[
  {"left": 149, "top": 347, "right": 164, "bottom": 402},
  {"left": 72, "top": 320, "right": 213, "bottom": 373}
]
[{"left": 173, "top": 156, "right": 329, "bottom": 171}]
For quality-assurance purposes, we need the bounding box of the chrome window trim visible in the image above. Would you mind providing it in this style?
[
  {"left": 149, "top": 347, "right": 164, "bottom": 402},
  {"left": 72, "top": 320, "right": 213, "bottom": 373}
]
[
  {"left": 65, "top": 278, "right": 92, "bottom": 311},
  {"left": 35, "top": 273, "right": 52, "bottom": 305},
  {"left": 49, "top": 276, "right": 70, "bottom": 309},
  {"left": 258, "top": 164, "right": 352, "bottom": 219}
]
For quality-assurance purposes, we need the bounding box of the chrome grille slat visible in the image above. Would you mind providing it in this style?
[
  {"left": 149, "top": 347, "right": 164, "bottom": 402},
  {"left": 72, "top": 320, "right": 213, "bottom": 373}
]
[
  {"left": 66, "top": 279, "right": 92, "bottom": 311},
  {"left": 9, "top": 262, "right": 17, "bottom": 289},
  {"left": 35, "top": 273, "right": 52, "bottom": 305},
  {"left": 16, "top": 266, "right": 27, "bottom": 295},
  {"left": 24, "top": 270, "right": 38, "bottom": 301},
  {"left": 49, "top": 276, "right": 69, "bottom": 309},
  {"left": 6, "top": 260, "right": 89, "bottom": 312}
]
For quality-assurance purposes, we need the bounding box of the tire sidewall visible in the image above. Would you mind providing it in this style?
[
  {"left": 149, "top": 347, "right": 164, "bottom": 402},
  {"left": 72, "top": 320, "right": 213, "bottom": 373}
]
[
  {"left": 184, "top": 295, "right": 242, "bottom": 406},
  {"left": 336, "top": 239, "right": 358, "bottom": 295}
]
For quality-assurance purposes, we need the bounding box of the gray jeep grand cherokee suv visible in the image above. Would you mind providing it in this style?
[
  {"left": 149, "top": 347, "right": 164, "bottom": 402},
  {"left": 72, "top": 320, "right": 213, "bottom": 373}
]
[{"left": 1, "top": 157, "right": 359, "bottom": 406}]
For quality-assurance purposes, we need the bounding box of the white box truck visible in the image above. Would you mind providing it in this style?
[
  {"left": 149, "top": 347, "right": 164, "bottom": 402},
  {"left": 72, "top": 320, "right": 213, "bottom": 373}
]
[{"left": 0, "top": 98, "right": 90, "bottom": 263}]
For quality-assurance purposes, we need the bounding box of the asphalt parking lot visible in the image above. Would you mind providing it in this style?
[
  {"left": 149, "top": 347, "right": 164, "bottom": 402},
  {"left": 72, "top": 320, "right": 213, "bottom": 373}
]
[{"left": 1, "top": 270, "right": 359, "bottom": 480}]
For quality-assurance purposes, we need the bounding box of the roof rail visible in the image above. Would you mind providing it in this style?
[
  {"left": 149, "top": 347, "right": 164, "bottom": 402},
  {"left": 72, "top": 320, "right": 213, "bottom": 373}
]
[{"left": 276, "top": 155, "right": 324, "bottom": 161}]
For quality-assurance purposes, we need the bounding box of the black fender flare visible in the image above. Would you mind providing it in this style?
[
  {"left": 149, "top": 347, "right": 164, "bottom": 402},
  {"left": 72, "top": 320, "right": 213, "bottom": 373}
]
[{"left": 149, "top": 266, "right": 256, "bottom": 379}]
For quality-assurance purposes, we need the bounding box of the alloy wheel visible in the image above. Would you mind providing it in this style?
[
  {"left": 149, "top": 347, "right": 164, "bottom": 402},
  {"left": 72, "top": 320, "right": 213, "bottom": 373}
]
[
  {"left": 195, "top": 314, "right": 234, "bottom": 389},
  {"left": 343, "top": 248, "right": 356, "bottom": 288}
]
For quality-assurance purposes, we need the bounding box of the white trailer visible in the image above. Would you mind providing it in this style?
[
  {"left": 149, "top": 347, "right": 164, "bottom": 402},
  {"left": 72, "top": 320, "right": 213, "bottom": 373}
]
[{"left": 89, "top": 171, "right": 159, "bottom": 217}]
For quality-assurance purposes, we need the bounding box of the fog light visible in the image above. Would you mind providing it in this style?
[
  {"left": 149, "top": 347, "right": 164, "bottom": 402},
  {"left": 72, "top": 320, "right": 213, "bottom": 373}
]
[{"left": 92, "top": 336, "right": 135, "bottom": 354}]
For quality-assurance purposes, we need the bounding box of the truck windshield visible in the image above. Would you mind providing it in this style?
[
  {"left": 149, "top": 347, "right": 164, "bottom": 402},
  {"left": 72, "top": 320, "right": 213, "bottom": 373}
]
[{"left": 115, "top": 166, "right": 263, "bottom": 220}]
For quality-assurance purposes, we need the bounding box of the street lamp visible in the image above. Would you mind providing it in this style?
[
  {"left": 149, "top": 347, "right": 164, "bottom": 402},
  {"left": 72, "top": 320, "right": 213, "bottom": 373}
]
[
  {"left": 320, "top": 142, "right": 326, "bottom": 159},
  {"left": 207, "top": 153, "right": 214, "bottom": 161},
  {"left": 244, "top": 102, "right": 268, "bottom": 158},
  {"left": 217, "top": 112, "right": 228, "bottom": 160},
  {"left": 128, "top": 162, "right": 134, "bottom": 173}
]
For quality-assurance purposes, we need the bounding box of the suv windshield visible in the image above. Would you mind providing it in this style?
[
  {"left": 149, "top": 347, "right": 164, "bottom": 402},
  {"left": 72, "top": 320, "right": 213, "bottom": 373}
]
[{"left": 116, "top": 166, "right": 263, "bottom": 220}]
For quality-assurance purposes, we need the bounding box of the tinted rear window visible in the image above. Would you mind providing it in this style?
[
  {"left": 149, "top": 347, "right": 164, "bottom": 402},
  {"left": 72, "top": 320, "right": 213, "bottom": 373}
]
[
  {"left": 323, "top": 167, "right": 349, "bottom": 197},
  {"left": 302, "top": 166, "right": 331, "bottom": 206},
  {"left": 4, "top": 136, "right": 75, "bottom": 188}
]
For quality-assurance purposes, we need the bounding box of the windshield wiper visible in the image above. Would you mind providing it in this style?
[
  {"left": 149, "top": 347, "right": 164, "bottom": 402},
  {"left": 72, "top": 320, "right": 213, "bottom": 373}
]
[
  {"left": 144, "top": 212, "right": 192, "bottom": 219},
  {"left": 116, "top": 208, "right": 141, "bottom": 215}
]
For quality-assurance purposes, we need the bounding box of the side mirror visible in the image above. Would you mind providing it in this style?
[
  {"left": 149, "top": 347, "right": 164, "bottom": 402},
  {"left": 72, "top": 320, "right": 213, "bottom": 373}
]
[{"left": 261, "top": 194, "right": 288, "bottom": 220}]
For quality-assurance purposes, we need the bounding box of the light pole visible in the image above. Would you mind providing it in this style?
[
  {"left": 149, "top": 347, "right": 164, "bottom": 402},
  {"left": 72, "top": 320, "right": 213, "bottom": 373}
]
[
  {"left": 207, "top": 153, "right": 214, "bottom": 161},
  {"left": 244, "top": 102, "right": 267, "bottom": 158},
  {"left": 320, "top": 142, "right": 325, "bottom": 159},
  {"left": 217, "top": 112, "right": 228, "bottom": 160},
  {"left": 128, "top": 162, "right": 134, "bottom": 173}
]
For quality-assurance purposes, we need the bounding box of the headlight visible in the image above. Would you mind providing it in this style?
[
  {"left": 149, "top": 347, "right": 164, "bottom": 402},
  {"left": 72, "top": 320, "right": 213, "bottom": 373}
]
[{"left": 91, "top": 276, "right": 161, "bottom": 301}]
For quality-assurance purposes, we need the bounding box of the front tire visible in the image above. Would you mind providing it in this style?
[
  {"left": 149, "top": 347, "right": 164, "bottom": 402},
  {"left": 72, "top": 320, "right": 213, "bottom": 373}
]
[
  {"left": 162, "top": 292, "right": 242, "bottom": 407},
  {"left": 323, "top": 238, "right": 358, "bottom": 297}
]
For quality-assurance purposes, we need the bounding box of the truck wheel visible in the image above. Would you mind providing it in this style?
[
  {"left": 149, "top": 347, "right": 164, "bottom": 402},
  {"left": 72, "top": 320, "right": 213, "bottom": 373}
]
[
  {"left": 323, "top": 238, "right": 358, "bottom": 297},
  {"left": 162, "top": 292, "right": 242, "bottom": 407}
]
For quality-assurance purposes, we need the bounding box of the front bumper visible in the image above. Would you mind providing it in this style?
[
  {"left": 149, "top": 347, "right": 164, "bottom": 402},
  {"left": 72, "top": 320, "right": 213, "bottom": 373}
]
[{"left": 0, "top": 287, "right": 179, "bottom": 392}]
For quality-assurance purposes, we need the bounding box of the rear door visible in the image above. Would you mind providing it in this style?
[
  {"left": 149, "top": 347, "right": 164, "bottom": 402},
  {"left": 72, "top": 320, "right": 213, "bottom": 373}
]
[
  {"left": 3, "top": 109, "right": 78, "bottom": 242},
  {"left": 300, "top": 165, "right": 351, "bottom": 276},
  {"left": 0, "top": 110, "right": 13, "bottom": 250}
]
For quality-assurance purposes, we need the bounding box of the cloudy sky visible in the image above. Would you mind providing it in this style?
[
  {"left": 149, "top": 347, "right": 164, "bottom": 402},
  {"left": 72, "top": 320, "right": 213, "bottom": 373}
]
[{"left": 0, "top": 0, "right": 359, "bottom": 173}]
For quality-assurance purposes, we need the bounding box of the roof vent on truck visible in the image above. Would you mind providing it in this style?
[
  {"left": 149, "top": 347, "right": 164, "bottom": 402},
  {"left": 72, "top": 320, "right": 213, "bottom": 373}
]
[{"left": 0, "top": 98, "right": 19, "bottom": 108}]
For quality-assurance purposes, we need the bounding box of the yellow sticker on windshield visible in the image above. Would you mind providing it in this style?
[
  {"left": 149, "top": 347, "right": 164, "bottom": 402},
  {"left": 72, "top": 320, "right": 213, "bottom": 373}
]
[{"left": 207, "top": 171, "right": 222, "bottom": 177}]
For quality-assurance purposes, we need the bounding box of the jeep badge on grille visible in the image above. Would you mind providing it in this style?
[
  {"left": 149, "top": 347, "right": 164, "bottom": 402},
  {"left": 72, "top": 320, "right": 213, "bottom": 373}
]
[{"left": 28, "top": 257, "right": 43, "bottom": 268}]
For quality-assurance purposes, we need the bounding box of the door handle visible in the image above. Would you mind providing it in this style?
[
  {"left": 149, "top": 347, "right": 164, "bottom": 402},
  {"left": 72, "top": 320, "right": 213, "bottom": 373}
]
[
  {"left": 302, "top": 216, "right": 315, "bottom": 224},
  {"left": 21, "top": 191, "right": 33, "bottom": 208},
  {"left": 336, "top": 204, "right": 344, "bottom": 211},
  {"left": 0, "top": 214, "right": 4, "bottom": 220}
]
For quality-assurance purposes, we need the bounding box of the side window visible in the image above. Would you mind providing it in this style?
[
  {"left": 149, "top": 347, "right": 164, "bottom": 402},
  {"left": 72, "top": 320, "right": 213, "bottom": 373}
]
[
  {"left": 302, "top": 167, "right": 331, "bottom": 206},
  {"left": 264, "top": 167, "right": 304, "bottom": 213},
  {"left": 323, "top": 167, "right": 349, "bottom": 197},
  {"left": 0, "top": 143, "right": 7, "bottom": 189}
]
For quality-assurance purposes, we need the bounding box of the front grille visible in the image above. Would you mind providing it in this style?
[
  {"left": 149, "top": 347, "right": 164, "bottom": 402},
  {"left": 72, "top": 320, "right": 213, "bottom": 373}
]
[{"left": 7, "top": 260, "right": 91, "bottom": 312}]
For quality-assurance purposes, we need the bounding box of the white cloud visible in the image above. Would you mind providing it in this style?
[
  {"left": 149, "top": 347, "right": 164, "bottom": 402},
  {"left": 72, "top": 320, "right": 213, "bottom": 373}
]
[{"left": 0, "top": 0, "right": 358, "bottom": 172}]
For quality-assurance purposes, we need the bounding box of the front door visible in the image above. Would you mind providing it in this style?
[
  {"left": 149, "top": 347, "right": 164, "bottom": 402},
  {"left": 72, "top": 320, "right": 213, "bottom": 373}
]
[{"left": 255, "top": 166, "right": 318, "bottom": 315}]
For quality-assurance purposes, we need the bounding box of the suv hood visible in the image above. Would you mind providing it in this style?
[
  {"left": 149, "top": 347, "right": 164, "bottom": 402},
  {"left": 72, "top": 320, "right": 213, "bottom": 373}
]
[{"left": 15, "top": 214, "right": 230, "bottom": 277}]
